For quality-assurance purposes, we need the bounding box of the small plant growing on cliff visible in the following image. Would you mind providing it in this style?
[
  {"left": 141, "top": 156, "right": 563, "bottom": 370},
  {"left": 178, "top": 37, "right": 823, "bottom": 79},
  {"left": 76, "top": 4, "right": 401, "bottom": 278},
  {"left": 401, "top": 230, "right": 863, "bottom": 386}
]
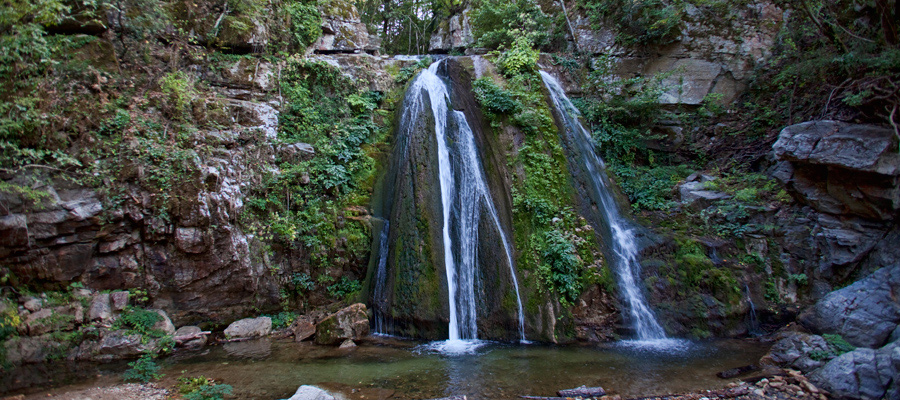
[
  {"left": 123, "top": 354, "right": 163, "bottom": 382},
  {"left": 823, "top": 334, "right": 855, "bottom": 356},
  {"left": 113, "top": 307, "right": 164, "bottom": 338}
]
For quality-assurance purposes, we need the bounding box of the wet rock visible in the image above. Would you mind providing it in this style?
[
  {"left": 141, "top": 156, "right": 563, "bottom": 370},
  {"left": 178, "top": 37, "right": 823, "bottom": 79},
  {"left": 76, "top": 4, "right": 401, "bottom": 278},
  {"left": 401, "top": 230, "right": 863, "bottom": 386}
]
[
  {"left": 809, "top": 340, "right": 900, "bottom": 400},
  {"left": 224, "top": 316, "right": 272, "bottom": 339},
  {"left": 799, "top": 264, "right": 900, "bottom": 348},
  {"left": 314, "top": 303, "right": 369, "bottom": 345},
  {"left": 290, "top": 316, "right": 316, "bottom": 342},
  {"left": 110, "top": 291, "right": 130, "bottom": 311},
  {"left": 812, "top": 214, "right": 888, "bottom": 272},
  {"left": 88, "top": 293, "right": 112, "bottom": 321},
  {"left": 679, "top": 180, "right": 731, "bottom": 204},
  {"left": 760, "top": 332, "right": 831, "bottom": 372},
  {"left": 285, "top": 385, "right": 335, "bottom": 400}
]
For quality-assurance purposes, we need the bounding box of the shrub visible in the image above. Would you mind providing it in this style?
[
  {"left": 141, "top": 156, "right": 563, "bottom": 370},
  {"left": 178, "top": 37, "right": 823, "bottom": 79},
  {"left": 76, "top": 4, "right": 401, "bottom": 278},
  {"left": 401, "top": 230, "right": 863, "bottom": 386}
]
[
  {"left": 470, "top": 0, "right": 555, "bottom": 49},
  {"left": 327, "top": 277, "right": 362, "bottom": 298},
  {"left": 123, "top": 354, "right": 163, "bottom": 382},
  {"left": 538, "top": 229, "right": 584, "bottom": 305},
  {"left": 113, "top": 307, "right": 164, "bottom": 338},
  {"left": 581, "top": 0, "right": 683, "bottom": 46},
  {"left": 497, "top": 36, "right": 539, "bottom": 77},
  {"left": 178, "top": 376, "right": 233, "bottom": 400},
  {"left": 286, "top": 0, "right": 322, "bottom": 48},
  {"left": 472, "top": 78, "right": 520, "bottom": 114}
]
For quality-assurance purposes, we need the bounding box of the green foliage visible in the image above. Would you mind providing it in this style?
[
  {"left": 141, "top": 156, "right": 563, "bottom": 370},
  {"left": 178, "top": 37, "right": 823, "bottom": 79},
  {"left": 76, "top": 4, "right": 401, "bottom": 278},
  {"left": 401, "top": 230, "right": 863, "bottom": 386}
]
[
  {"left": 113, "top": 307, "right": 165, "bottom": 338},
  {"left": 0, "top": 300, "right": 21, "bottom": 342},
  {"left": 394, "top": 56, "right": 432, "bottom": 84},
  {"left": 123, "top": 354, "right": 163, "bottom": 383},
  {"left": 472, "top": 78, "right": 519, "bottom": 114},
  {"left": 177, "top": 376, "right": 233, "bottom": 400},
  {"left": 823, "top": 333, "right": 855, "bottom": 356},
  {"left": 497, "top": 36, "right": 539, "bottom": 77},
  {"left": 286, "top": 0, "right": 323, "bottom": 48},
  {"left": 470, "top": 0, "right": 555, "bottom": 49},
  {"left": 537, "top": 230, "right": 584, "bottom": 305},
  {"left": 291, "top": 272, "right": 316, "bottom": 293},
  {"left": 580, "top": 0, "right": 683, "bottom": 46},
  {"left": 264, "top": 311, "right": 297, "bottom": 329},
  {"left": 326, "top": 276, "right": 362, "bottom": 298},
  {"left": 159, "top": 71, "right": 196, "bottom": 121},
  {"left": 610, "top": 164, "right": 692, "bottom": 211}
]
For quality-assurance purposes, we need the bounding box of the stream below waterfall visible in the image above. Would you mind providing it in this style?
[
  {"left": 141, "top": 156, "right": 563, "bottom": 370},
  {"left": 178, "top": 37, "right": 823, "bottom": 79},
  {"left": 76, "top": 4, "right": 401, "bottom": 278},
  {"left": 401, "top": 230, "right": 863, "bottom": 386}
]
[{"left": 10, "top": 338, "right": 769, "bottom": 400}]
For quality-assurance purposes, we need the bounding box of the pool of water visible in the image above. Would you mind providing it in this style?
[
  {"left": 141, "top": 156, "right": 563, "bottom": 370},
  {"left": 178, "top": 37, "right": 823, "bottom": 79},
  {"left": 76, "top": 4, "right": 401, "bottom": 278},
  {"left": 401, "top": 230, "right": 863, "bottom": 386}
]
[{"left": 6, "top": 337, "right": 769, "bottom": 400}]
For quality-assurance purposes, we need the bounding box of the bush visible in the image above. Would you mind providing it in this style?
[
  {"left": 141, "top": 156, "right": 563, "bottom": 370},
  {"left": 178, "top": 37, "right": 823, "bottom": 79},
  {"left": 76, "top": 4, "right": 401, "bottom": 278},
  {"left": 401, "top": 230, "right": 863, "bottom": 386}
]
[
  {"left": 497, "top": 36, "right": 539, "bottom": 77},
  {"left": 538, "top": 229, "right": 584, "bottom": 305},
  {"left": 470, "top": 0, "right": 555, "bottom": 49},
  {"left": 177, "top": 376, "right": 233, "bottom": 400},
  {"left": 472, "top": 78, "right": 520, "bottom": 114},
  {"left": 123, "top": 354, "right": 163, "bottom": 382},
  {"left": 286, "top": 0, "right": 322, "bottom": 48},
  {"left": 581, "top": 0, "right": 683, "bottom": 46},
  {"left": 113, "top": 307, "right": 165, "bottom": 338}
]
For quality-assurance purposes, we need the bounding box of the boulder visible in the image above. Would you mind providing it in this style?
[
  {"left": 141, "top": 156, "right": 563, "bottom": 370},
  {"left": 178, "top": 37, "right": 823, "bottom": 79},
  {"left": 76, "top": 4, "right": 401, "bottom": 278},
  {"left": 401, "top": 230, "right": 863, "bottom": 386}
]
[
  {"left": 174, "top": 325, "right": 207, "bottom": 348},
  {"left": 224, "top": 316, "right": 272, "bottom": 339},
  {"left": 809, "top": 340, "right": 900, "bottom": 400},
  {"left": 773, "top": 121, "right": 899, "bottom": 220},
  {"left": 2, "top": 335, "right": 61, "bottom": 364},
  {"left": 338, "top": 339, "right": 356, "bottom": 349},
  {"left": 175, "top": 227, "right": 208, "bottom": 254},
  {"left": 774, "top": 121, "right": 899, "bottom": 175},
  {"left": 314, "top": 0, "right": 380, "bottom": 53},
  {"left": 679, "top": 181, "right": 731, "bottom": 204},
  {"left": 0, "top": 213, "right": 28, "bottom": 247},
  {"left": 152, "top": 309, "right": 176, "bottom": 336},
  {"left": 22, "top": 297, "right": 42, "bottom": 312},
  {"left": 285, "top": 385, "right": 335, "bottom": 400},
  {"left": 759, "top": 331, "right": 831, "bottom": 372},
  {"left": 96, "top": 330, "right": 154, "bottom": 359},
  {"left": 110, "top": 291, "right": 130, "bottom": 311},
  {"left": 88, "top": 293, "right": 112, "bottom": 321},
  {"left": 314, "top": 303, "right": 369, "bottom": 345},
  {"left": 290, "top": 316, "right": 316, "bottom": 342},
  {"left": 799, "top": 265, "right": 900, "bottom": 348}
]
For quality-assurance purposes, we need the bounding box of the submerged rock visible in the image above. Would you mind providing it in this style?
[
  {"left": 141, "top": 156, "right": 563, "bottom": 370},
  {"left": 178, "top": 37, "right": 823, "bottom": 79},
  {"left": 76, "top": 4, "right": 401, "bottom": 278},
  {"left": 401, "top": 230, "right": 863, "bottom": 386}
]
[
  {"left": 799, "top": 264, "right": 900, "bottom": 348},
  {"left": 314, "top": 303, "right": 369, "bottom": 345},
  {"left": 224, "top": 316, "right": 272, "bottom": 339}
]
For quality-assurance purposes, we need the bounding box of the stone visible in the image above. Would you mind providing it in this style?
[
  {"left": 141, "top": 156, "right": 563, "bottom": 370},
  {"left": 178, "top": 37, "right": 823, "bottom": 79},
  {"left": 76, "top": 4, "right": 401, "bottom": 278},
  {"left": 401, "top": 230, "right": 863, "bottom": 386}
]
[
  {"left": 760, "top": 332, "right": 831, "bottom": 372},
  {"left": 428, "top": 10, "right": 474, "bottom": 52},
  {"left": 174, "top": 325, "right": 207, "bottom": 348},
  {"left": 96, "top": 330, "right": 153, "bottom": 359},
  {"left": 175, "top": 227, "right": 208, "bottom": 254},
  {"left": 88, "top": 293, "right": 112, "bottom": 321},
  {"left": 314, "top": 303, "right": 369, "bottom": 345},
  {"left": 22, "top": 297, "right": 42, "bottom": 312},
  {"left": 809, "top": 340, "right": 900, "bottom": 400},
  {"left": 314, "top": 0, "right": 379, "bottom": 53},
  {"left": 285, "top": 385, "right": 335, "bottom": 400},
  {"left": 290, "top": 316, "right": 316, "bottom": 342},
  {"left": 339, "top": 339, "right": 356, "bottom": 349},
  {"left": 73, "top": 288, "right": 92, "bottom": 299},
  {"left": 812, "top": 214, "right": 887, "bottom": 271},
  {"left": 799, "top": 265, "right": 900, "bottom": 348},
  {"left": 152, "top": 309, "right": 176, "bottom": 336},
  {"left": 2, "top": 334, "right": 61, "bottom": 364},
  {"left": 558, "top": 386, "right": 606, "bottom": 397},
  {"left": 774, "top": 121, "right": 899, "bottom": 175},
  {"left": 649, "top": 58, "right": 723, "bottom": 105},
  {"left": 110, "top": 291, "right": 129, "bottom": 311},
  {"left": 224, "top": 316, "right": 272, "bottom": 339},
  {"left": 278, "top": 142, "right": 315, "bottom": 160},
  {"left": 679, "top": 181, "right": 731, "bottom": 204}
]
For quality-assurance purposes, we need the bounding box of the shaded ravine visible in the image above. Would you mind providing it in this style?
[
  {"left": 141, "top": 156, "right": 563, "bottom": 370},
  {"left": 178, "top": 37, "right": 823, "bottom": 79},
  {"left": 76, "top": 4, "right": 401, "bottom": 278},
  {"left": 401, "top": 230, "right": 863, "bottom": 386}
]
[
  {"left": 372, "top": 60, "right": 525, "bottom": 344},
  {"left": 540, "top": 71, "right": 667, "bottom": 341}
]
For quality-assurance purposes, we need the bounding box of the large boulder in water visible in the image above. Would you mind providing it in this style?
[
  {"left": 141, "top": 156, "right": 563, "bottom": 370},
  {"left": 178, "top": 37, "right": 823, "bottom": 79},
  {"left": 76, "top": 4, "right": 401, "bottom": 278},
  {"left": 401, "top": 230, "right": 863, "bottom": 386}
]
[
  {"left": 799, "top": 265, "right": 900, "bottom": 348},
  {"left": 224, "top": 316, "right": 272, "bottom": 339},
  {"left": 809, "top": 339, "right": 900, "bottom": 400},
  {"left": 314, "top": 303, "right": 369, "bottom": 345},
  {"left": 284, "top": 385, "right": 335, "bottom": 400}
]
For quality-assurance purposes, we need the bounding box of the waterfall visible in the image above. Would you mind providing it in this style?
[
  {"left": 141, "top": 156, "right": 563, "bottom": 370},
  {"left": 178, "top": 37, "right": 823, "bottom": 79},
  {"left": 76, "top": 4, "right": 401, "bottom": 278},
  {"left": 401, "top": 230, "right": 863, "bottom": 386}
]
[
  {"left": 745, "top": 284, "right": 761, "bottom": 336},
  {"left": 540, "top": 71, "right": 667, "bottom": 341},
  {"left": 372, "top": 219, "right": 391, "bottom": 334},
  {"left": 379, "top": 60, "right": 525, "bottom": 346}
]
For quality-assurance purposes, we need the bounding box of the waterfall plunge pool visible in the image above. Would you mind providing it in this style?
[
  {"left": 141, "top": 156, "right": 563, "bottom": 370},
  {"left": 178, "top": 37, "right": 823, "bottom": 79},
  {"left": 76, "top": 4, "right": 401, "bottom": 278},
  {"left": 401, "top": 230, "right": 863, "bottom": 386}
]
[{"left": 10, "top": 337, "right": 770, "bottom": 400}]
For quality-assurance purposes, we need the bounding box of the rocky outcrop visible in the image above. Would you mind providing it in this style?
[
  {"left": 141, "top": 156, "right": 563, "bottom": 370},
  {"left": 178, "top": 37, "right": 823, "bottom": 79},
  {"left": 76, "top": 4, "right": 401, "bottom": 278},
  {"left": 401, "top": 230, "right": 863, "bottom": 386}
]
[
  {"left": 799, "top": 265, "right": 900, "bottom": 348},
  {"left": 773, "top": 121, "right": 899, "bottom": 221},
  {"left": 224, "top": 316, "right": 272, "bottom": 339},
  {"left": 314, "top": 303, "right": 369, "bottom": 345},
  {"left": 429, "top": 10, "right": 474, "bottom": 52},
  {"left": 809, "top": 340, "right": 900, "bottom": 400},
  {"left": 313, "top": 0, "right": 380, "bottom": 53},
  {"left": 761, "top": 331, "right": 832, "bottom": 373}
]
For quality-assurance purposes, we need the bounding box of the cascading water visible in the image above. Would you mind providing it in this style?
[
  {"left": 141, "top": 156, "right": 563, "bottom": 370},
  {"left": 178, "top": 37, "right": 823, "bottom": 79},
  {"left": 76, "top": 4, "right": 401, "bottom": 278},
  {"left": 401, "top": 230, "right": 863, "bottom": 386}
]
[
  {"left": 540, "top": 71, "right": 671, "bottom": 344},
  {"left": 375, "top": 60, "right": 525, "bottom": 349},
  {"left": 371, "top": 219, "right": 391, "bottom": 334}
]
